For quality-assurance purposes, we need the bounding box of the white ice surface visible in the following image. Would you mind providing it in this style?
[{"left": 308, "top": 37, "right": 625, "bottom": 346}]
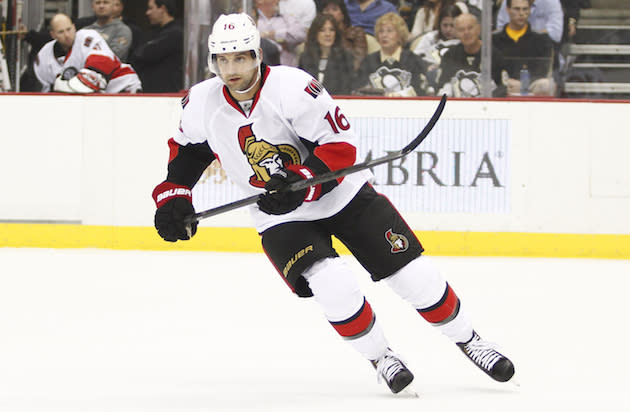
[{"left": 1, "top": 248, "right": 629, "bottom": 412}]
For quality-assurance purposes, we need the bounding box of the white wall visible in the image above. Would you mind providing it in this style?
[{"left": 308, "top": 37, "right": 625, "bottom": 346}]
[{"left": 1, "top": 94, "right": 628, "bottom": 234}]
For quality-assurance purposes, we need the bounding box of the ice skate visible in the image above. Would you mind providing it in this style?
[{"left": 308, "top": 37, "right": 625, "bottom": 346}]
[
  {"left": 457, "top": 331, "right": 515, "bottom": 382},
  {"left": 371, "top": 348, "right": 415, "bottom": 394}
]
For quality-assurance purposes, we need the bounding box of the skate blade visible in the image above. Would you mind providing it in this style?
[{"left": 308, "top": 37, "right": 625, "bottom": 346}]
[
  {"left": 397, "top": 384, "right": 420, "bottom": 398},
  {"left": 507, "top": 372, "right": 521, "bottom": 390}
]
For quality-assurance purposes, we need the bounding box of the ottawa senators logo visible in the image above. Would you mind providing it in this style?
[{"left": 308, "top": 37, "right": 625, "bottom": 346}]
[
  {"left": 237, "top": 124, "right": 301, "bottom": 187},
  {"left": 385, "top": 229, "right": 409, "bottom": 254}
]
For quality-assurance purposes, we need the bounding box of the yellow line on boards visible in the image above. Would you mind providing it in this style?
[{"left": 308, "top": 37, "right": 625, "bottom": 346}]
[{"left": 1, "top": 224, "right": 629, "bottom": 259}]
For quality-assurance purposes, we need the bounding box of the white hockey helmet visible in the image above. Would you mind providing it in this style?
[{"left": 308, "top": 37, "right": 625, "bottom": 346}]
[{"left": 207, "top": 13, "right": 261, "bottom": 75}]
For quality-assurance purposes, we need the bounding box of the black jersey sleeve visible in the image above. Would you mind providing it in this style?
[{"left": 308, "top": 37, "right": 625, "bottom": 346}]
[{"left": 165, "top": 138, "right": 216, "bottom": 188}]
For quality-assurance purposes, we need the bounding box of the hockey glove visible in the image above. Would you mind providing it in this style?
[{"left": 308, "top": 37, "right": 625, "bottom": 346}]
[
  {"left": 152, "top": 181, "right": 197, "bottom": 242},
  {"left": 257, "top": 164, "right": 323, "bottom": 215},
  {"left": 53, "top": 68, "right": 107, "bottom": 94}
]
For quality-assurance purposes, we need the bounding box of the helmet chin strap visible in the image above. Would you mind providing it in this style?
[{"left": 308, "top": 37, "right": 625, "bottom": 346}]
[{"left": 232, "top": 61, "right": 261, "bottom": 95}]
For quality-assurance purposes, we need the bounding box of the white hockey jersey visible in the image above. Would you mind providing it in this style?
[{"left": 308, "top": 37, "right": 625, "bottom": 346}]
[
  {"left": 34, "top": 29, "right": 141, "bottom": 93},
  {"left": 175, "top": 65, "right": 372, "bottom": 232}
]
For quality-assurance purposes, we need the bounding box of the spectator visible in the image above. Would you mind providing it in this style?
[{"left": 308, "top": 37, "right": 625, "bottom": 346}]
[
  {"left": 493, "top": 0, "right": 555, "bottom": 95},
  {"left": 85, "top": 0, "right": 133, "bottom": 62},
  {"left": 112, "top": 0, "right": 145, "bottom": 58},
  {"left": 344, "top": 0, "right": 398, "bottom": 36},
  {"left": 280, "top": 0, "right": 317, "bottom": 33},
  {"left": 495, "top": 0, "right": 564, "bottom": 44},
  {"left": 409, "top": 0, "right": 469, "bottom": 45},
  {"left": 299, "top": 13, "right": 356, "bottom": 94},
  {"left": 131, "top": 0, "right": 183, "bottom": 92},
  {"left": 412, "top": 2, "right": 462, "bottom": 88},
  {"left": 436, "top": 13, "right": 507, "bottom": 97},
  {"left": 320, "top": 0, "right": 368, "bottom": 71},
  {"left": 255, "top": 0, "right": 307, "bottom": 67},
  {"left": 354, "top": 12, "right": 430, "bottom": 96},
  {"left": 33, "top": 14, "right": 141, "bottom": 93}
]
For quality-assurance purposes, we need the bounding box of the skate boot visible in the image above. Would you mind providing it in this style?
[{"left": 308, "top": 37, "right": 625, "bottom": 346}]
[
  {"left": 371, "top": 348, "right": 414, "bottom": 394},
  {"left": 457, "top": 331, "right": 515, "bottom": 382}
]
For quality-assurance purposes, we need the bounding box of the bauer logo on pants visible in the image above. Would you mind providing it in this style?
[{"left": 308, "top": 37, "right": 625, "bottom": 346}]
[{"left": 385, "top": 229, "right": 408, "bottom": 253}]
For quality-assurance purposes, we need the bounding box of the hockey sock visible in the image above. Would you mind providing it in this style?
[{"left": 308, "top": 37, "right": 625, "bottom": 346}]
[
  {"left": 385, "top": 256, "right": 473, "bottom": 343},
  {"left": 304, "top": 257, "right": 388, "bottom": 361}
]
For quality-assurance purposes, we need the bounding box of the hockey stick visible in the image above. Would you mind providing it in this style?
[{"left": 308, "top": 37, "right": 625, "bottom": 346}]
[{"left": 185, "top": 94, "right": 447, "bottom": 224}]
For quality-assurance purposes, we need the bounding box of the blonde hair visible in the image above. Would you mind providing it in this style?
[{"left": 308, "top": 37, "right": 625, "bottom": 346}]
[{"left": 375, "top": 12, "right": 410, "bottom": 45}]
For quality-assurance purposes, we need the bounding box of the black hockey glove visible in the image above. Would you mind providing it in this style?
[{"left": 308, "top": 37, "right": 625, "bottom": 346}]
[
  {"left": 152, "top": 181, "right": 197, "bottom": 242},
  {"left": 257, "top": 168, "right": 309, "bottom": 215},
  {"left": 257, "top": 155, "right": 342, "bottom": 215}
]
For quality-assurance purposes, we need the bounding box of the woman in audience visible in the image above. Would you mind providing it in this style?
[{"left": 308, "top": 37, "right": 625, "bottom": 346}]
[
  {"left": 412, "top": 3, "right": 463, "bottom": 87},
  {"left": 354, "top": 12, "right": 430, "bottom": 97},
  {"left": 299, "top": 13, "right": 355, "bottom": 95},
  {"left": 319, "top": 0, "right": 368, "bottom": 71},
  {"left": 409, "top": 0, "right": 469, "bottom": 45}
]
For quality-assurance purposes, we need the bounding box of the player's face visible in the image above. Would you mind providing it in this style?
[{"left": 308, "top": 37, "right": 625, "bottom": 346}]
[
  {"left": 317, "top": 20, "right": 336, "bottom": 49},
  {"left": 322, "top": 4, "right": 344, "bottom": 26},
  {"left": 440, "top": 16, "right": 456, "bottom": 40},
  {"left": 216, "top": 51, "right": 259, "bottom": 93},
  {"left": 507, "top": 0, "right": 531, "bottom": 30},
  {"left": 376, "top": 23, "right": 401, "bottom": 53},
  {"left": 50, "top": 20, "right": 77, "bottom": 51}
]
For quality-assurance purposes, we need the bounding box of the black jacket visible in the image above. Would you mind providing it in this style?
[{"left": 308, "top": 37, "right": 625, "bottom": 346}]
[
  {"left": 437, "top": 43, "right": 507, "bottom": 97},
  {"left": 354, "top": 48, "right": 429, "bottom": 95},
  {"left": 299, "top": 47, "right": 355, "bottom": 95},
  {"left": 493, "top": 25, "right": 553, "bottom": 81},
  {"left": 131, "top": 20, "right": 183, "bottom": 92}
]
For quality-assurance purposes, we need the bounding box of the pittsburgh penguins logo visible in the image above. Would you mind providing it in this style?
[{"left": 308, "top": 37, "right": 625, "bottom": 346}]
[
  {"left": 385, "top": 229, "right": 409, "bottom": 254},
  {"left": 369, "top": 66, "right": 412, "bottom": 93},
  {"left": 237, "top": 124, "right": 301, "bottom": 187},
  {"left": 451, "top": 70, "right": 496, "bottom": 98}
]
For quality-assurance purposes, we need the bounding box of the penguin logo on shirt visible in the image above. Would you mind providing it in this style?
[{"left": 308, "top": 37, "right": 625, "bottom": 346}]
[
  {"left": 237, "top": 124, "right": 301, "bottom": 187},
  {"left": 369, "top": 66, "right": 412, "bottom": 93},
  {"left": 385, "top": 229, "right": 409, "bottom": 254},
  {"left": 453, "top": 70, "right": 482, "bottom": 97}
]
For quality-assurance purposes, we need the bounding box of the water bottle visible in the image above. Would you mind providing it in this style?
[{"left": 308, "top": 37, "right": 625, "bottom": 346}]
[{"left": 520, "top": 66, "right": 530, "bottom": 96}]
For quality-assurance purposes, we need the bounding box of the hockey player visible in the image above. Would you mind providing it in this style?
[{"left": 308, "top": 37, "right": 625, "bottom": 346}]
[
  {"left": 34, "top": 13, "right": 141, "bottom": 94},
  {"left": 152, "top": 13, "right": 515, "bottom": 394}
]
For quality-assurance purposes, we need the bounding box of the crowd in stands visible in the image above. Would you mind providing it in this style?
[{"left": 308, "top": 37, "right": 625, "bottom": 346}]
[{"left": 18, "top": 0, "right": 591, "bottom": 97}]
